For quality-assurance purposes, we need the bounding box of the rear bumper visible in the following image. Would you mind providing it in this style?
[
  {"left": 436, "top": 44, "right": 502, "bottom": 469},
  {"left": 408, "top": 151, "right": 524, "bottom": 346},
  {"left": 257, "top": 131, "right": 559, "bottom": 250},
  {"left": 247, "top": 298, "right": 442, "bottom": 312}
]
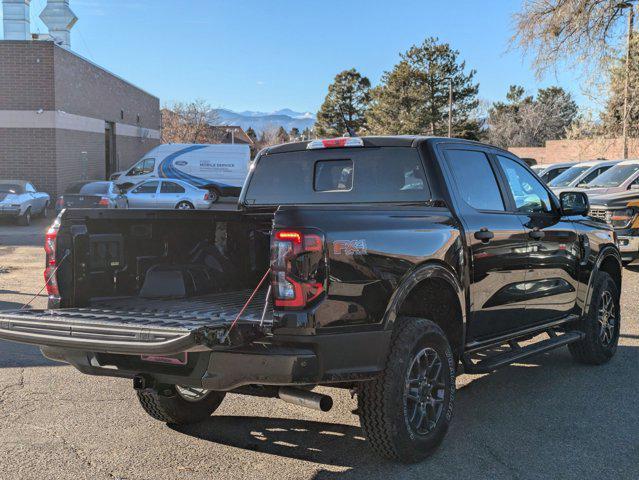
[
  {"left": 39, "top": 329, "right": 391, "bottom": 390},
  {"left": 0, "top": 206, "right": 21, "bottom": 217}
]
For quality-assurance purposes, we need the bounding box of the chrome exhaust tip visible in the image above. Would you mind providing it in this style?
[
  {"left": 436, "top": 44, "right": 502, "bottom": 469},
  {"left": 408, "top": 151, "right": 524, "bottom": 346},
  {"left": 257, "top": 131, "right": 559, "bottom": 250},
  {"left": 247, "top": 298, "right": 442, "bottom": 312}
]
[{"left": 277, "top": 387, "right": 333, "bottom": 412}]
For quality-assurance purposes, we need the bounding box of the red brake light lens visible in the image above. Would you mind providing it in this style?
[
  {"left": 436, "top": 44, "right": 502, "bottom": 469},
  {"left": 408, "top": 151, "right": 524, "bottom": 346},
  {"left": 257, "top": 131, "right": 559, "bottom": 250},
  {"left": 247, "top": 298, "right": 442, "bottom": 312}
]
[
  {"left": 98, "top": 197, "right": 110, "bottom": 206},
  {"left": 275, "top": 230, "right": 302, "bottom": 244},
  {"left": 44, "top": 218, "right": 61, "bottom": 296},
  {"left": 307, "top": 137, "right": 364, "bottom": 149},
  {"left": 271, "top": 229, "right": 325, "bottom": 309}
]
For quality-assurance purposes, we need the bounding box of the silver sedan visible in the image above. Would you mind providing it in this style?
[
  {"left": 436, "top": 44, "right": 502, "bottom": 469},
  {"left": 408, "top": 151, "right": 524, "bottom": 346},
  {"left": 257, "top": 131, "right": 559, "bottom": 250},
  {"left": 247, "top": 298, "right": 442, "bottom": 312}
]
[
  {"left": 56, "top": 181, "right": 128, "bottom": 213},
  {"left": 0, "top": 180, "right": 50, "bottom": 226},
  {"left": 125, "top": 179, "right": 216, "bottom": 210}
]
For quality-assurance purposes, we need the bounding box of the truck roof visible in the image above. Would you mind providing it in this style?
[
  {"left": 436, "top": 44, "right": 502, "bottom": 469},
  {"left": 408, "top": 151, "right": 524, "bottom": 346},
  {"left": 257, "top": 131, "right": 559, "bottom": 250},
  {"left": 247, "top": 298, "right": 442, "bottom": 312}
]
[{"left": 264, "top": 136, "right": 506, "bottom": 155}]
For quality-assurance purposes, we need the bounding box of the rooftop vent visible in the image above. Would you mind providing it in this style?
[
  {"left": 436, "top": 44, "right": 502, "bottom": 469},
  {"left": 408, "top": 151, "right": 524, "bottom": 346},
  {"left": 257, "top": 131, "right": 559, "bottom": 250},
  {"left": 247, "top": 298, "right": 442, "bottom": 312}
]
[
  {"left": 2, "top": 0, "right": 31, "bottom": 41},
  {"left": 40, "top": 0, "right": 77, "bottom": 48}
]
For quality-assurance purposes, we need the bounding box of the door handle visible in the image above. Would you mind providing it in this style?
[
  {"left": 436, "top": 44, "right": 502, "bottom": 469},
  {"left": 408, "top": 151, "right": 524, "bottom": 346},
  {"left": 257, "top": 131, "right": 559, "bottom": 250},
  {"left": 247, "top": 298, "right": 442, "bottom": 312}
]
[
  {"left": 529, "top": 228, "right": 545, "bottom": 240},
  {"left": 474, "top": 228, "right": 494, "bottom": 243}
]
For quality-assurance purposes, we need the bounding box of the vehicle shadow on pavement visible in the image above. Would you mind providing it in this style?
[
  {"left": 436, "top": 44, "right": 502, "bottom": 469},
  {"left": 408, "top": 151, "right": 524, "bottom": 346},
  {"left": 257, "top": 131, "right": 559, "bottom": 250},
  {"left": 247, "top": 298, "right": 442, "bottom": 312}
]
[
  {"left": 174, "top": 346, "right": 639, "bottom": 479},
  {"left": 0, "top": 339, "right": 58, "bottom": 368},
  {"left": 310, "top": 347, "right": 639, "bottom": 479},
  {"left": 0, "top": 300, "right": 30, "bottom": 310},
  {"left": 171, "top": 416, "right": 375, "bottom": 466}
]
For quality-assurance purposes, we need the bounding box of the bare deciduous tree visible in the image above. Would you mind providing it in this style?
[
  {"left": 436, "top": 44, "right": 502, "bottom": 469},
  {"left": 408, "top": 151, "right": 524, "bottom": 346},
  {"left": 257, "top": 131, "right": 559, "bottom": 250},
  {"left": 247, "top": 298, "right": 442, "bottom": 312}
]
[
  {"left": 255, "top": 127, "right": 280, "bottom": 150},
  {"left": 602, "top": 36, "right": 639, "bottom": 137},
  {"left": 161, "top": 99, "right": 220, "bottom": 144},
  {"left": 487, "top": 85, "right": 578, "bottom": 148},
  {"left": 511, "top": 0, "right": 637, "bottom": 77}
]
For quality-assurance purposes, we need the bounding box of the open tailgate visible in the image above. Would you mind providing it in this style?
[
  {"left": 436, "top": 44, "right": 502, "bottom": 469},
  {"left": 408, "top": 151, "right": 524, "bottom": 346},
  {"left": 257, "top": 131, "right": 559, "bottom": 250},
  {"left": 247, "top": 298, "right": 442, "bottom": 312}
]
[{"left": 0, "top": 289, "right": 271, "bottom": 355}]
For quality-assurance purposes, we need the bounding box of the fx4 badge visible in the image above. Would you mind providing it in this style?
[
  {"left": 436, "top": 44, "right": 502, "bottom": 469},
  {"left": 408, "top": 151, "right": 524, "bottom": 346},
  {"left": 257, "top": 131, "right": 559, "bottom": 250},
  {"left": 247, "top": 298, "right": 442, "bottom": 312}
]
[{"left": 333, "top": 240, "right": 367, "bottom": 256}]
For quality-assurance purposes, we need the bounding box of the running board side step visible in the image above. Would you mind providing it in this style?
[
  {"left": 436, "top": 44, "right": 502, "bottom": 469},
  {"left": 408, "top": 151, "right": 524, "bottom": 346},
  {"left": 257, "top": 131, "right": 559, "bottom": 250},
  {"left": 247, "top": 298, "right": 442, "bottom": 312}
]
[{"left": 463, "top": 331, "right": 584, "bottom": 374}]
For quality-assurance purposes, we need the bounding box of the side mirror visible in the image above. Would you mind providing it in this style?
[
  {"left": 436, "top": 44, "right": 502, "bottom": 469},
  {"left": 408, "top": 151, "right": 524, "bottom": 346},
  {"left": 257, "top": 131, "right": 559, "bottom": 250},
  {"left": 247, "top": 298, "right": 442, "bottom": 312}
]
[{"left": 560, "top": 191, "right": 589, "bottom": 216}]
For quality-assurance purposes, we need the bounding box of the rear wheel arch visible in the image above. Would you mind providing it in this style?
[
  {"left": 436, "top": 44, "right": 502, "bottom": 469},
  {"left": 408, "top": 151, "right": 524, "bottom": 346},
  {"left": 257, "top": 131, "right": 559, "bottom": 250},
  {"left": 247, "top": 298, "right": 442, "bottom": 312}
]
[
  {"left": 384, "top": 262, "right": 466, "bottom": 359},
  {"left": 585, "top": 248, "right": 622, "bottom": 315}
]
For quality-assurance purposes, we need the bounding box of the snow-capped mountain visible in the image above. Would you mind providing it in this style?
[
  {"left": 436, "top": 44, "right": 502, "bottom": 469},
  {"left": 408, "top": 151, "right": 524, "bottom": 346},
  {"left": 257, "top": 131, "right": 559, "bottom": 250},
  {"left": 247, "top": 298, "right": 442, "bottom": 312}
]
[{"left": 212, "top": 108, "right": 316, "bottom": 134}]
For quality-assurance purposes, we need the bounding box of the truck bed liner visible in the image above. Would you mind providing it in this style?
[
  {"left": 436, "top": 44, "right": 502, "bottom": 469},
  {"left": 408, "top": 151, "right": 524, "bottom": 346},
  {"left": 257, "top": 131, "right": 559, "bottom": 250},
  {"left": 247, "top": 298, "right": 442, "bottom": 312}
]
[{"left": 0, "top": 289, "right": 272, "bottom": 355}]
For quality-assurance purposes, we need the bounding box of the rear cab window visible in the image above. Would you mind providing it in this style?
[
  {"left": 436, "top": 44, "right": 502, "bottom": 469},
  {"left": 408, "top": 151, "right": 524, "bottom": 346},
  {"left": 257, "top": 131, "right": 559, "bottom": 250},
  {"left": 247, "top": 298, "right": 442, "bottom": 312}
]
[
  {"left": 65, "top": 182, "right": 110, "bottom": 195},
  {"left": 245, "top": 147, "right": 430, "bottom": 205}
]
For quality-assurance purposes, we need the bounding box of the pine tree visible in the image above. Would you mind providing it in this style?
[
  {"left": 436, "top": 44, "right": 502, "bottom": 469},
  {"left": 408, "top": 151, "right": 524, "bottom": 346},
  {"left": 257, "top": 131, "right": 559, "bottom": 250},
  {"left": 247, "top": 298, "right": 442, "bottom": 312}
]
[
  {"left": 276, "top": 126, "right": 289, "bottom": 144},
  {"left": 245, "top": 127, "right": 258, "bottom": 144},
  {"left": 315, "top": 69, "right": 371, "bottom": 137},
  {"left": 366, "top": 37, "right": 480, "bottom": 139},
  {"left": 289, "top": 127, "right": 300, "bottom": 140}
]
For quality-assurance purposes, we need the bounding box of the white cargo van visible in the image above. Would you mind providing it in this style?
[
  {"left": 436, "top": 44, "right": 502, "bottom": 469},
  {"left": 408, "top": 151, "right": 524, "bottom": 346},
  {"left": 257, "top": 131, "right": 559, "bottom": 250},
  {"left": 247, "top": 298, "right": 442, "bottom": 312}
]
[{"left": 111, "top": 144, "right": 250, "bottom": 201}]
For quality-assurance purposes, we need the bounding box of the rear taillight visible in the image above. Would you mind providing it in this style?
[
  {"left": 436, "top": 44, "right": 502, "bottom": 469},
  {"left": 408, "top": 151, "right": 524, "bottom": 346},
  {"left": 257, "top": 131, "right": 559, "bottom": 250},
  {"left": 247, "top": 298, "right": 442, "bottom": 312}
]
[
  {"left": 203, "top": 192, "right": 210, "bottom": 201},
  {"left": 271, "top": 229, "right": 325, "bottom": 308},
  {"left": 98, "top": 197, "right": 110, "bottom": 206},
  {"left": 44, "top": 218, "right": 60, "bottom": 296}
]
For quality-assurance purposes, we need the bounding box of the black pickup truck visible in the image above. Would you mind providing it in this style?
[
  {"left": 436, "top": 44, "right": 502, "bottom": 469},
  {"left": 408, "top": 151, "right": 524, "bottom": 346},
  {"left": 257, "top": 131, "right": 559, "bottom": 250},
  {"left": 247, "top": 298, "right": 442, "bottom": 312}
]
[{"left": 0, "top": 137, "right": 622, "bottom": 462}]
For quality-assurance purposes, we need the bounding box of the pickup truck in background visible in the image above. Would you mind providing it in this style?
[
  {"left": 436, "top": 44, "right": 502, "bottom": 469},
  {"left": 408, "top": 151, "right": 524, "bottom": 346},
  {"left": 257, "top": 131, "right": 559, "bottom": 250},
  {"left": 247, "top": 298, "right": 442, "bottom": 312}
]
[
  {"left": 0, "top": 136, "right": 622, "bottom": 463},
  {"left": 588, "top": 192, "right": 639, "bottom": 266}
]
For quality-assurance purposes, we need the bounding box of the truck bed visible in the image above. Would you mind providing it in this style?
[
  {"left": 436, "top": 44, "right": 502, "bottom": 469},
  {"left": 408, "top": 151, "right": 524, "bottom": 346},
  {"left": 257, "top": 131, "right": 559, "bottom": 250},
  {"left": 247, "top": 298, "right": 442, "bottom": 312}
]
[{"left": 0, "top": 288, "right": 272, "bottom": 355}]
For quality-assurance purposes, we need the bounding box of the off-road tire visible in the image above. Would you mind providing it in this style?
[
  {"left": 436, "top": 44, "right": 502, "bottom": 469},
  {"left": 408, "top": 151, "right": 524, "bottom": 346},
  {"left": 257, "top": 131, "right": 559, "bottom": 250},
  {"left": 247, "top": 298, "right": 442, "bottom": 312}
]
[
  {"left": 17, "top": 208, "right": 31, "bottom": 226},
  {"left": 358, "top": 317, "right": 456, "bottom": 463},
  {"left": 136, "top": 385, "right": 225, "bottom": 425},
  {"left": 569, "top": 271, "right": 620, "bottom": 365}
]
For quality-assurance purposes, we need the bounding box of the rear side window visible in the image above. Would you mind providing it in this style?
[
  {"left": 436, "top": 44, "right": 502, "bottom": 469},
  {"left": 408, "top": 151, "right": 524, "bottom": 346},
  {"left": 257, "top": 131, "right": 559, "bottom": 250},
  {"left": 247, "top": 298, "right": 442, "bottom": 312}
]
[
  {"left": 132, "top": 181, "right": 159, "bottom": 194},
  {"left": 245, "top": 147, "right": 429, "bottom": 205},
  {"left": 444, "top": 149, "right": 505, "bottom": 211},
  {"left": 161, "top": 181, "right": 186, "bottom": 194}
]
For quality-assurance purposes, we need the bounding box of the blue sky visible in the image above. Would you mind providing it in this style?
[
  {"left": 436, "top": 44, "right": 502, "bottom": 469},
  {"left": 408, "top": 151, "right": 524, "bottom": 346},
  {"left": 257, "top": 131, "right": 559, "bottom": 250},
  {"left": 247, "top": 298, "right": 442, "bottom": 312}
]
[{"left": 4, "top": 0, "right": 594, "bottom": 113}]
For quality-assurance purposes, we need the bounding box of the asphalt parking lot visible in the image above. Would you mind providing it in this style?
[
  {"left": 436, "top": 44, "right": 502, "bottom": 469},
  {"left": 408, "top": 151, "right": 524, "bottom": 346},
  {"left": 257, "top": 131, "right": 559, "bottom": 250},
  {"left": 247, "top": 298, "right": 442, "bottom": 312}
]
[{"left": 0, "top": 218, "right": 638, "bottom": 479}]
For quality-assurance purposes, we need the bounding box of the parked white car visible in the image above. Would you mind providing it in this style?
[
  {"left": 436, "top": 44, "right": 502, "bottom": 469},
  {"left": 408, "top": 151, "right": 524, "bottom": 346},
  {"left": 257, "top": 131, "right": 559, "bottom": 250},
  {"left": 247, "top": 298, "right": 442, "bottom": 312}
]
[
  {"left": 548, "top": 159, "right": 621, "bottom": 195},
  {"left": 125, "top": 178, "right": 217, "bottom": 210},
  {"left": 532, "top": 161, "right": 577, "bottom": 184},
  {"left": 111, "top": 143, "right": 250, "bottom": 202},
  {"left": 0, "top": 180, "right": 50, "bottom": 226}
]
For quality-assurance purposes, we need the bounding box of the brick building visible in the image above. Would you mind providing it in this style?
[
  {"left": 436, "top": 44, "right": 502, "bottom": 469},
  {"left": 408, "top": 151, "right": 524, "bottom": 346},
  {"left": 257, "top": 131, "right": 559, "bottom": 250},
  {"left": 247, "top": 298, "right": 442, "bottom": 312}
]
[
  {"left": 510, "top": 137, "right": 639, "bottom": 165},
  {"left": 0, "top": 41, "right": 160, "bottom": 197}
]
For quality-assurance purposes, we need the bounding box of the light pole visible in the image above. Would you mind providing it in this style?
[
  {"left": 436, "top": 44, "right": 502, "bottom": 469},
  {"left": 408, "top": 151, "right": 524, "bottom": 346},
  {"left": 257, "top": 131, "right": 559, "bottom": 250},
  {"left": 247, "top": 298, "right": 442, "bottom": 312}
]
[
  {"left": 621, "top": 2, "right": 635, "bottom": 159},
  {"left": 448, "top": 78, "right": 453, "bottom": 138}
]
